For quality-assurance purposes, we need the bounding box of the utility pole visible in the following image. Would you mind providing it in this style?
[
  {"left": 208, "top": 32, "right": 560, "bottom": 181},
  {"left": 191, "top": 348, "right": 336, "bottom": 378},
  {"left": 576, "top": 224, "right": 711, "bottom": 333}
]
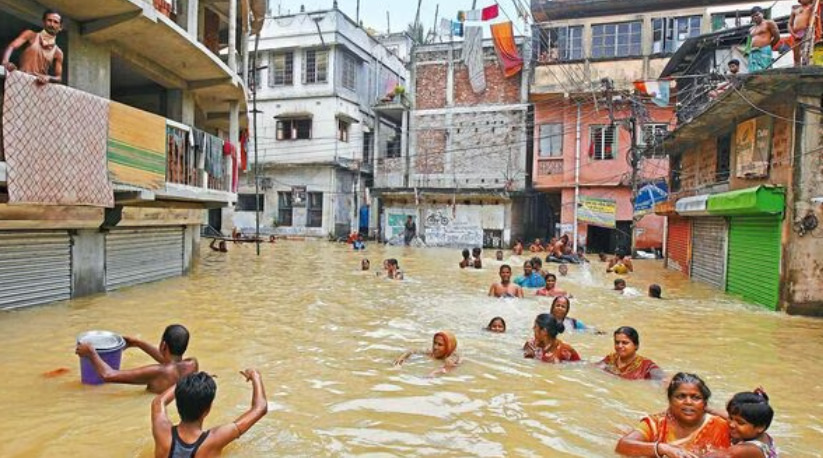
[
  {"left": 628, "top": 114, "right": 639, "bottom": 256},
  {"left": 356, "top": 0, "right": 360, "bottom": 25},
  {"left": 432, "top": 4, "right": 439, "bottom": 43},
  {"left": 386, "top": 11, "right": 390, "bottom": 33},
  {"left": 414, "top": 0, "right": 423, "bottom": 35},
  {"left": 252, "top": 32, "right": 262, "bottom": 256},
  {"left": 472, "top": 0, "right": 477, "bottom": 8}
]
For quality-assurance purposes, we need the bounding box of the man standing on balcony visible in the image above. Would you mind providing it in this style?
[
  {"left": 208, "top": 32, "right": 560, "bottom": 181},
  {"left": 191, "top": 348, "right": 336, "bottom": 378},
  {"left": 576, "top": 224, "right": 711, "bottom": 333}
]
[
  {"left": 747, "top": 6, "right": 780, "bottom": 72},
  {"left": 2, "top": 10, "right": 64, "bottom": 85}
]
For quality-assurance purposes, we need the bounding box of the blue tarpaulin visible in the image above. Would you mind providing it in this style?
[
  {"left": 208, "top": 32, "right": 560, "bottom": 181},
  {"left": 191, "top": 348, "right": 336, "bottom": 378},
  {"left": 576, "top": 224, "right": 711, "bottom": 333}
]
[{"left": 634, "top": 180, "right": 669, "bottom": 215}]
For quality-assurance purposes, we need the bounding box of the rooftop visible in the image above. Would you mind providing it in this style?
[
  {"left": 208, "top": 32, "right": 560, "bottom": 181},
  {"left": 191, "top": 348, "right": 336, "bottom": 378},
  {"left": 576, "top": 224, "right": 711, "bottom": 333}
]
[{"left": 531, "top": 0, "right": 757, "bottom": 22}]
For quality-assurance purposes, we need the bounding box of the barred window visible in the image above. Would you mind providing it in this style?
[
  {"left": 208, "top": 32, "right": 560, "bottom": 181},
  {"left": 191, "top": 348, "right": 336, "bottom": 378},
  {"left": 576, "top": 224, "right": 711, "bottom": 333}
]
[
  {"left": 590, "top": 125, "right": 617, "bottom": 160},
  {"left": 304, "top": 49, "right": 328, "bottom": 84},
  {"left": 341, "top": 53, "right": 358, "bottom": 91},
  {"left": 269, "top": 51, "right": 293, "bottom": 87},
  {"left": 307, "top": 192, "right": 323, "bottom": 227},
  {"left": 277, "top": 192, "right": 293, "bottom": 227}
]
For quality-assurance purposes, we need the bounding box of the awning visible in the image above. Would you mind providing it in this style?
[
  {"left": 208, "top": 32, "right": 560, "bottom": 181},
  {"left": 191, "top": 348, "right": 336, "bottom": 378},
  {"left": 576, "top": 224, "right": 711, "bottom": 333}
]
[
  {"left": 707, "top": 185, "right": 785, "bottom": 216},
  {"left": 654, "top": 200, "right": 677, "bottom": 216},
  {"left": 675, "top": 194, "right": 710, "bottom": 216},
  {"left": 274, "top": 112, "right": 313, "bottom": 119},
  {"left": 336, "top": 112, "right": 361, "bottom": 124}
]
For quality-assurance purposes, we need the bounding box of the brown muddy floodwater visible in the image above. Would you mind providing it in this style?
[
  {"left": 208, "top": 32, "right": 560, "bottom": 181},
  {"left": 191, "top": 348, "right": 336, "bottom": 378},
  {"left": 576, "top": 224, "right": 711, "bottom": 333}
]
[{"left": 0, "top": 241, "right": 822, "bottom": 457}]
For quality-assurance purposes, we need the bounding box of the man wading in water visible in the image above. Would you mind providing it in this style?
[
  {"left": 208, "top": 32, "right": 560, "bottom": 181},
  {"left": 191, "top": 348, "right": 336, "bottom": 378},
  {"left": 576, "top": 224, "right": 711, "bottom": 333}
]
[
  {"left": 489, "top": 265, "right": 524, "bottom": 298},
  {"left": 2, "top": 9, "right": 64, "bottom": 84},
  {"left": 404, "top": 215, "right": 416, "bottom": 246}
]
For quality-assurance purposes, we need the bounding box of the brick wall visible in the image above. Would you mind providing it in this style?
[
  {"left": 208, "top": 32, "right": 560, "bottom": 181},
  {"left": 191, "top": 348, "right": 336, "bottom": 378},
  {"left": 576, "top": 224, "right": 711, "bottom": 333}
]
[
  {"left": 454, "top": 61, "right": 521, "bottom": 106},
  {"left": 415, "top": 65, "right": 447, "bottom": 110}
]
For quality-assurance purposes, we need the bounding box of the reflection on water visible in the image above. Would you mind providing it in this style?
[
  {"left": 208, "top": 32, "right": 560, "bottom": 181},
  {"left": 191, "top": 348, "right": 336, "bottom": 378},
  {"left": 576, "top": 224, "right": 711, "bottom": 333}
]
[{"left": 1, "top": 241, "right": 822, "bottom": 457}]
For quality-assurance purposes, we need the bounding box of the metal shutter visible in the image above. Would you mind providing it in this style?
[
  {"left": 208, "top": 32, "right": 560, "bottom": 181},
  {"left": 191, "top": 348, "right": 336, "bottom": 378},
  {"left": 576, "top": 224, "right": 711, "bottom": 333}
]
[
  {"left": 690, "top": 217, "right": 728, "bottom": 289},
  {"left": 0, "top": 231, "right": 71, "bottom": 310},
  {"left": 666, "top": 217, "right": 691, "bottom": 275},
  {"left": 726, "top": 216, "right": 781, "bottom": 310},
  {"left": 105, "top": 227, "right": 184, "bottom": 291}
]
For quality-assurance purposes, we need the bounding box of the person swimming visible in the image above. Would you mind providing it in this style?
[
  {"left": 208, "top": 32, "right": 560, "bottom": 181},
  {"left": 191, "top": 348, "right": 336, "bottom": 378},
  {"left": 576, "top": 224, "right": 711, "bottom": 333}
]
[
  {"left": 472, "top": 247, "right": 483, "bottom": 269},
  {"left": 495, "top": 250, "right": 504, "bottom": 261},
  {"left": 648, "top": 284, "right": 662, "bottom": 299},
  {"left": 614, "top": 278, "right": 627, "bottom": 293},
  {"left": 486, "top": 316, "right": 506, "bottom": 333},
  {"left": 536, "top": 273, "right": 568, "bottom": 297},
  {"left": 490, "top": 265, "right": 525, "bottom": 298},
  {"left": 459, "top": 249, "right": 471, "bottom": 269},
  {"left": 607, "top": 252, "right": 634, "bottom": 274},
  {"left": 394, "top": 331, "right": 461, "bottom": 376},
  {"left": 558, "top": 264, "right": 569, "bottom": 276},
  {"left": 361, "top": 258, "right": 370, "bottom": 271},
  {"left": 523, "top": 313, "right": 581, "bottom": 363}
]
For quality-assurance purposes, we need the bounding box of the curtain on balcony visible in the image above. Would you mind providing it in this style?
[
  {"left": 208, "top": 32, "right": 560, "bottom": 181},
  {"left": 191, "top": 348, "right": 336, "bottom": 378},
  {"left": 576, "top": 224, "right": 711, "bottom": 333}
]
[{"left": 3, "top": 71, "right": 113, "bottom": 207}]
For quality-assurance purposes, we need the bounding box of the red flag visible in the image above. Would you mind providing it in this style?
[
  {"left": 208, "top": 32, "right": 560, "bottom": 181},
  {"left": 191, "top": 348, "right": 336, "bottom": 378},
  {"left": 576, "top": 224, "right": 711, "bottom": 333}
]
[{"left": 482, "top": 4, "right": 499, "bottom": 21}]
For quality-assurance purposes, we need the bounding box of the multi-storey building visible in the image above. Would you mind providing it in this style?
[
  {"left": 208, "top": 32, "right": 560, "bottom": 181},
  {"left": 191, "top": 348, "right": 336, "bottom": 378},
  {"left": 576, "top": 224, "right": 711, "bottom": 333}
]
[
  {"left": 234, "top": 7, "right": 409, "bottom": 238},
  {"left": 0, "top": 0, "right": 261, "bottom": 309},
  {"left": 529, "top": 0, "right": 773, "bottom": 254},
  {"left": 373, "top": 38, "right": 530, "bottom": 248}
]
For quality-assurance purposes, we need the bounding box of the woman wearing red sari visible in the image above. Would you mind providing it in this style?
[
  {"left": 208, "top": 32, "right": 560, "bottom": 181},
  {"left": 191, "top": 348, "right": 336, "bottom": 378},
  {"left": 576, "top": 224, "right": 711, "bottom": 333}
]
[
  {"left": 617, "top": 372, "right": 731, "bottom": 457},
  {"left": 598, "top": 326, "right": 665, "bottom": 381},
  {"left": 523, "top": 313, "right": 581, "bottom": 363}
]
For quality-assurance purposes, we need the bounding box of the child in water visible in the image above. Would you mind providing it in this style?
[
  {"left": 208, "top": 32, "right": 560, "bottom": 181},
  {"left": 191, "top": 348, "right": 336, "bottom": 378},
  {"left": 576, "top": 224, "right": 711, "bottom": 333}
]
[
  {"left": 459, "top": 249, "right": 471, "bottom": 268},
  {"left": 614, "top": 278, "right": 627, "bottom": 292},
  {"left": 394, "top": 331, "right": 461, "bottom": 376},
  {"left": 486, "top": 317, "right": 506, "bottom": 333},
  {"left": 710, "top": 390, "right": 778, "bottom": 458},
  {"left": 472, "top": 247, "right": 483, "bottom": 268},
  {"left": 151, "top": 370, "right": 268, "bottom": 457},
  {"left": 361, "top": 258, "right": 370, "bottom": 271},
  {"left": 648, "top": 284, "right": 662, "bottom": 298}
]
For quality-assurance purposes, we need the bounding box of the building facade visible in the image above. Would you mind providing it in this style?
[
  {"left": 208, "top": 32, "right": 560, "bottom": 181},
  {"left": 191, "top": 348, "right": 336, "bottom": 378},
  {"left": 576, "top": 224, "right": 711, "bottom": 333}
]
[
  {"left": 654, "top": 68, "right": 823, "bottom": 315},
  {"left": 0, "top": 0, "right": 260, "bottom": 309},
  {"left": 234, "top": 8, "right": 409, "bottom": 239},
  {"left": 529, "top": 0, "right": 770, "bottom": 254},
  {"left": 373, "top": 39, "right": 530, "bottom": 248}
]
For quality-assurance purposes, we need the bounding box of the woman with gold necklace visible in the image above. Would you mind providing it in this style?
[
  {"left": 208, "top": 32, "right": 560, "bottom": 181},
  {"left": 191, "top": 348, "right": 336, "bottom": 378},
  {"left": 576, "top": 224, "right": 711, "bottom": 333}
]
[{"left": 598, "top": 326, "right": 665, "bottom": 380}]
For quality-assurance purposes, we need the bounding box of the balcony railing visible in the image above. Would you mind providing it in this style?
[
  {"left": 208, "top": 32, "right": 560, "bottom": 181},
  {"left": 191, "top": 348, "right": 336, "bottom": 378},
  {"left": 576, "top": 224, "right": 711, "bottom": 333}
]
[{"left": 0, "top": 71, "right": 232, "bottom": 201}]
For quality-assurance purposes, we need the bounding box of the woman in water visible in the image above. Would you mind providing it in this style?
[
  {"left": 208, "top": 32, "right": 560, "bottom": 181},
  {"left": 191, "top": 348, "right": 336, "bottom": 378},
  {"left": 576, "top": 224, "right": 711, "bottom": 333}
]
[
  {"left": 536, "top": 273, "right": 568, "bottom": 297},
  {"left": 616, "top": 372, "right": 730, "bottom": 456},
  {"left": 548, "top": 296, "right": 593, "bottom": 333},
  {"left": 598, "top": 326, "right": 665, "bottom": 380},
  {"left": 486, "top": 317, "right": 506, "bottom": 333},
  {"left": 523, "top": 313, "right": 580, "bottom": 363},
  {"left": 394, "top": 331, "right": 461, "bottom": 376}
]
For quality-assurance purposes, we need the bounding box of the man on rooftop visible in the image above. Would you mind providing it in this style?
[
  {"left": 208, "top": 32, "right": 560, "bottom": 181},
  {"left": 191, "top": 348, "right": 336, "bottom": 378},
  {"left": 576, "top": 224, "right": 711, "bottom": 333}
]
[{"left": 747, "top": 6, "right": 780, "bottom": 72}]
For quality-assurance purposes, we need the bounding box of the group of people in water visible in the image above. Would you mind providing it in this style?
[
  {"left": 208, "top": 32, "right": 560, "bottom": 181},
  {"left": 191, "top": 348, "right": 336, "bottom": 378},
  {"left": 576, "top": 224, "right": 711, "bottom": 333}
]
[
  {"left": 73, "top": 236, "right": 777, "bottom": 457},
  {"left": 385, "top": 239, "right": 777, "bottom": 457}
]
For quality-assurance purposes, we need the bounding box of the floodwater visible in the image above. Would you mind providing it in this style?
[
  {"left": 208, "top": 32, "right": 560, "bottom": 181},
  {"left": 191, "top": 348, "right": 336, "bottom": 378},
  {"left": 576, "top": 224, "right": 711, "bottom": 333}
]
[{"left": 1, "top": 241, "right": 822, "bottom": 457}]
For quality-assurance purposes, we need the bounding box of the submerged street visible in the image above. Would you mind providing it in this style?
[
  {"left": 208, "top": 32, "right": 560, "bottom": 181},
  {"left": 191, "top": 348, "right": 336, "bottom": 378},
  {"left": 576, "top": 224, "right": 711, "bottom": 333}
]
[{"left": 0, "top": 241, "right": 821, "bottom": 456}]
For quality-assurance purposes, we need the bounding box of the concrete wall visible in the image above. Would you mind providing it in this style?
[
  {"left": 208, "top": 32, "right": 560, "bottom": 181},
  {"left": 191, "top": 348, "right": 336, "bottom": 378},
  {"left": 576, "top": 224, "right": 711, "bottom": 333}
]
[
  {"left": 785, "top": 97, "right": 823, "bottom": 315},
  {"left": 382, "top": 200, "right": 510, "bottom": 247},
  {"left": 70, "top": 229, "right": 106, "bottom": 297}
]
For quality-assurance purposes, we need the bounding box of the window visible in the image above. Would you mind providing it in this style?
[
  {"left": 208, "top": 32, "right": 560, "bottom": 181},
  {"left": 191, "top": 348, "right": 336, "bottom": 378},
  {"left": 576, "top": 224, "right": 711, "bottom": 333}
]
[
  {"left": 236, "top": 193, "right": 264, "bottom": 212},
  {"left": 592, "top": 21, "right": 642, "bottom": 58},
  {"left": 363, "top": 132, "right": 373, "bottom": 164},
  {"left": 590, "top": 125, "right": 617, "bottom": 160},
  {"left": 341, "top": 53, "right": 358, "bottom": 91},
  {"left": 304, "top": 49, "right": 328, "bottom": 84},
  {"left": 269, "top": 51, "right": 293, "bottom": 86},
  {"left": 639, "top": 123, "right": 669, "bottom": 147},
  {"left": 652, "top": 16, "right": 702, "bottom": 54},
  {"left": 337, "top": 119, "right": 350, "bottom": 142},
  {"left": 386, "top": 128, "right": 401, "bottom": 158},
  {"left": 307, "top": 192, "right": 323, "bottom": 227},
  {"left": 716, "top": 133, "right": 731, "bottom": 182},
  {"left": 671, "top": 154, "right": 682, "bottom": 192},
  {"left": 276, "top": 118, "right": 312, "bottom": 140},
  {"left": 539, "top": 123, "right": 563, "bottom": 157},
  {"left": 539, "top": 26, "right": 583, "bottom": 62},
  {"left": 277, "top": 191, "right": 293, "bottom": 227}
]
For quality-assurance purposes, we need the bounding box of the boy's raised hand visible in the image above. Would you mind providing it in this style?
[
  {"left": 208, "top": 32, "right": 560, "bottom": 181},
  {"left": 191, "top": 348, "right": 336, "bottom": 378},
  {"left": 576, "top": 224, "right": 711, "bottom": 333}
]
[{"left": 239, "top": 369, "right": 260, "bottom": 382}]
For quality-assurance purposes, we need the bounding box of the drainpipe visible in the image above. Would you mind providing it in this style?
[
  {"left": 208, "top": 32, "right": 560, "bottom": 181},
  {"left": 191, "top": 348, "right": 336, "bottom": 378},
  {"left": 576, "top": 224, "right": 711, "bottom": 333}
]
[{"left": 573, "top": 100, "right": 581, "bottom": 253}]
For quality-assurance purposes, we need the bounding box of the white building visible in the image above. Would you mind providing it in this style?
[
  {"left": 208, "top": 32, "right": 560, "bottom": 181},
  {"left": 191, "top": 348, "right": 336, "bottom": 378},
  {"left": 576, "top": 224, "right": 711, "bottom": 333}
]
[{"left": 233, "top": 7, "right": 410, "bottom": 238}]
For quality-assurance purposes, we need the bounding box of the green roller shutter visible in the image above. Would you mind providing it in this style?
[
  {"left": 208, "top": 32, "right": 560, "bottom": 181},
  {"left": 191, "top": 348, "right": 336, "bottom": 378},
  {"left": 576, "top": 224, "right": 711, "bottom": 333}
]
[{"left": 726, "top": 216, "right": 781, "bottom": 310}]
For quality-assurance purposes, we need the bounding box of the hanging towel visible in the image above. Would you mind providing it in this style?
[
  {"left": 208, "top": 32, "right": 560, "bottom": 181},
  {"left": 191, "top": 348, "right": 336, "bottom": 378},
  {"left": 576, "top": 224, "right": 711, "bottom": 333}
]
[
  {"left": 459, "top": 9, "right": 482, "bottom": 22},
  {"left": 633, "top": 80, "right": 672, "bottom": 107},
  {"left": 439, "top": 18, "right": 452, "bottom": 36},
  {"left": 462, "top": 26, "right": 487, "bottom": 94},
  {"left": 490, "top": 21, "right": 523, "bottom": 78},
  {"left": 482, "top": 4, "right": 499, "bottom": 21},
  {"left": 451, "top": 21, "right": 464, "bottom": 37}
]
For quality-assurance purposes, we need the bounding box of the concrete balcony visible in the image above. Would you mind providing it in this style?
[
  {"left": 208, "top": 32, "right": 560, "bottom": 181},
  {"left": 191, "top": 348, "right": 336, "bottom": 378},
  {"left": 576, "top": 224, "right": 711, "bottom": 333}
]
[
  {"left": 38, "top": 0, "right": 254, "bottom": 128},
  {"left": 532, "top": 0, "right": 754, "bottom": 22}
]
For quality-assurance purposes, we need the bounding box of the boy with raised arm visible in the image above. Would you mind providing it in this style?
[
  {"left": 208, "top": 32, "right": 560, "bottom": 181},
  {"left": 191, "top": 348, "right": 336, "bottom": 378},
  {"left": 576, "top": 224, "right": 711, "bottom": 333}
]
[
  {"left": 152, "top": 370, "right": 268, "bottom": 457},
  {"left": 75, "top": 324, "right": 198, "bottom": 394}
]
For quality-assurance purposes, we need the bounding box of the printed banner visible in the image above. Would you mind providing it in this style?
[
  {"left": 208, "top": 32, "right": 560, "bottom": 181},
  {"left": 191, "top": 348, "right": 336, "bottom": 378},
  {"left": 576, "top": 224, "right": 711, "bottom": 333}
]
[
  {"left": 578, "top": 196, "right": 617, "bottom": 228},
  {"left": 735, "top": 116, "right": 771, "bottom": 178},
  {"left": 634, "top": 180, "right": 669, "bottom": 216}
]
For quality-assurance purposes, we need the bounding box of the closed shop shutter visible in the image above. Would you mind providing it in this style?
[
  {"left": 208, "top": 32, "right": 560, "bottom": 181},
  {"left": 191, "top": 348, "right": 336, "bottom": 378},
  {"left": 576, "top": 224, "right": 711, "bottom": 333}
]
[
  {"left": 0, "top": 231, "right": 71, "bottom": 310},
  {"left": 106, "top": 227, "right": 184, "bottom": 291},
  {"left": 667, "top": 217, "right": 691, "bottom": 275},
  {"left": 726, "top": 216, "right": 781, "bottom": 310},
  {"left": 691, "top": 217, "right": 727, "bottom": 289}
]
